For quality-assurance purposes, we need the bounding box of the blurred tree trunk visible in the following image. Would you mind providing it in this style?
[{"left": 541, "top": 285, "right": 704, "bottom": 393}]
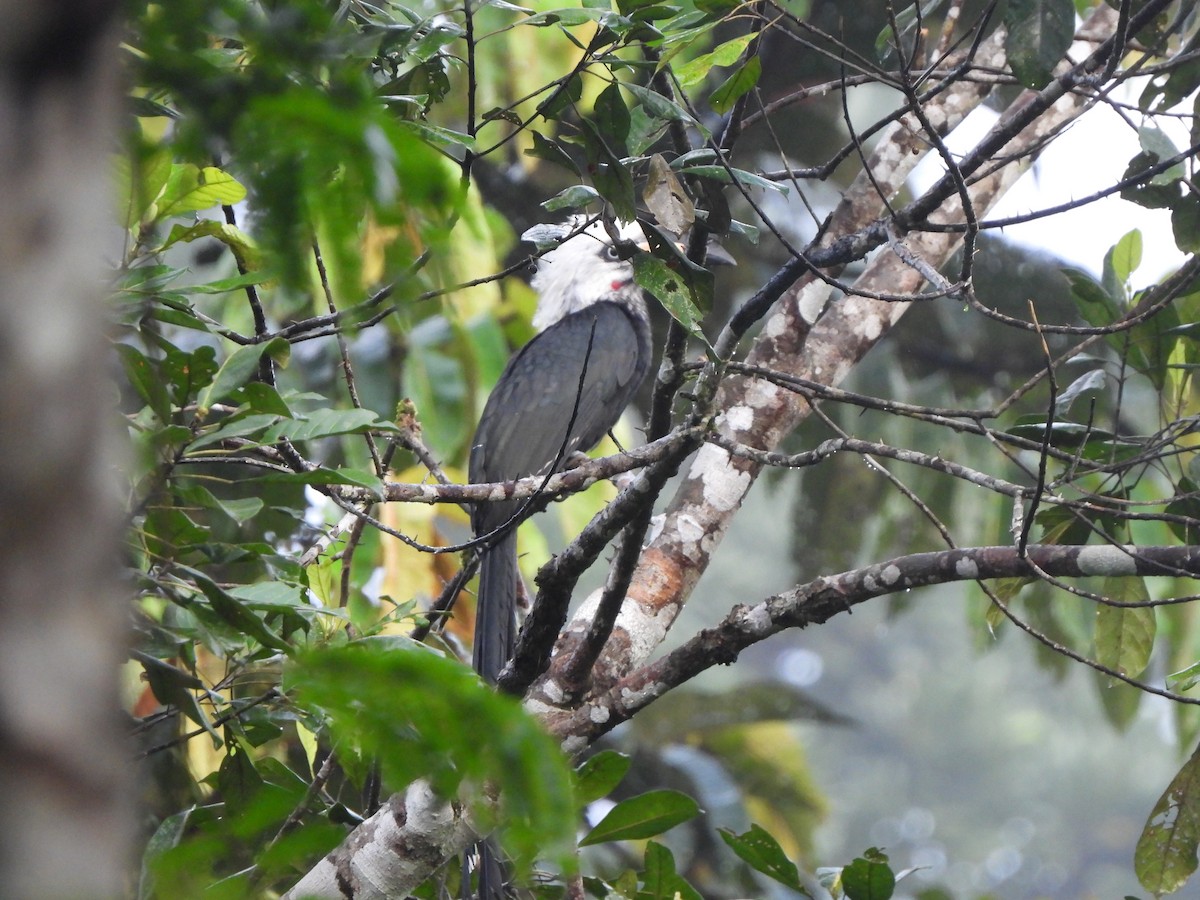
[{"left": 0, "top": 2, "right": 130, "bottom": 897}]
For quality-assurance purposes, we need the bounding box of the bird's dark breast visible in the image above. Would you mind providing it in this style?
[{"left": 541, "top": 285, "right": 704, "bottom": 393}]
[{"left": 469, "top": 300, "right": 651, "bottom": 534}]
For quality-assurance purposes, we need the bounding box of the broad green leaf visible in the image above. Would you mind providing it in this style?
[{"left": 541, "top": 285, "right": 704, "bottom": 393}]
[
  {"left": 578, "top": 118, "right": 637, "bottom": 222},
  {"left": 1095, "top": 577, "right": 1155, "bottom": 679},
  {"left": 675, "top": 164, "right": 788, "bottom": 195},
  {"left": 537, "top": 72, "right": 584, "bottom": 120},
  {"left": 1169, "top": 659, "right": 1200, "bottom": 694},
  {"left": 398, "top": 119, "right": 477, "bottom": 153},
  {"left": 642, "top": 841, "right": 703, "bottom": 900},
  {"left": 1165, "top": 477, "right": 1200, "bottom": 544},
  {"left": 719, "top": 824, "right": 806, "bottom": 892},
  {"left": 624, "top": 81, "right": 697, "bottom": 126},
  {"left": 263, "top": 408, "right": 397, "bottom": 443},
  {"left": 159, "top": 220, "right": 262, "bottom": 271},
  {"left": 228, "top": 582, "right": 308, "bottom": 608},
  {"left": 236, "top": 382, "right": 293, "bottom": 417},
  {"left": 289, "top": 644, "right": 576, "bottom": 873},
  {"left": 117, "top": 343, "right": 171, "bottom": 421},
  {"left": 185, "top": 568, "right": 292, "bottom": 653},
  {"left": 1064, "top": 266, "right": 1121, "bottom": 326},
  {"left": 1135, "top": 744, "right": 1200, "bottom": 896},
  {"left": 1054, "top": 369, "right": 1108, "bottom": 416},
  {"left": 1108, "top": 229, "right": 1144, "bottom": 286},
  {"left": 155, "top": 164, "right": 247, "bottom": 219},
  {"left": 522, "top": 6, "right": 612, "bottom": 26},
  {"left": 674, "top": 34, "right": 754, "bottom": 87},
  {"left": 575, "top": 750, "right": 632, "bottom": 805},
  {"left": 709, "top": 56, "right": 760, "bottom": 115},
  {"left": 632, "top": 248, "right": 713, "bottom": 345},
  {"left": 1172, "top": 197, "right": 1200, "bottom": 253},
  {"left": 594, "top": 81, "right": 630, "bottom": 155},
  {"left": 579, "top": 789, "right": 700, "bottom": 845},
  {"left": 197, "top": 339, "right": 290, "bottom": 417},
  {"left": 842, "top": 848, "right": 896, "bottom": 900},
  {"left": 875, "top": 0, "right": 946, "bottom": 63},
  {"left": 132, "top": 650, "right": 220, "bottom": 744},
  {"left": 187, "top": 272, "right": 270, "bottom": 294},
  {"left": 1003, "top": 0, "right": 1075, "bottom": 89},
  {"left": 525, "top": 132, "right": 581, "bottom": 175},
  {"left": 543, "top": 184, "right": 602, "bottom": 213},
  {"left": 188, "top": 413, "right": 284, "bottom": 450},
  {"left": 214, "top": 497, "right": 265, "bottom": 525},
  {"left": 138, "top": 808, "right": 194, "bottom": 900}
]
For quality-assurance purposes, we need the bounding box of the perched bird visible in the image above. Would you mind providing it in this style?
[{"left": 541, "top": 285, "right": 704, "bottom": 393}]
[
  {"left": 468, "top": 217, "right": 652, "bottom": 683},
  {"left": 463, "top": 217, "right": 651, "bottom": 900}
]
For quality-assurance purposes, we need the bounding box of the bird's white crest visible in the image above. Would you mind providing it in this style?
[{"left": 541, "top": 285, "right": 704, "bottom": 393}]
[{"left": 529, "top": 217, "right": 646, "bottom": 331}]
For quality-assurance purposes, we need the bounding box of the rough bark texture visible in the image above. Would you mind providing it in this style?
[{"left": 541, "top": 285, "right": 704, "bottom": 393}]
[{"left": 0, "top": 2, "right": 130, "bottom": 896}]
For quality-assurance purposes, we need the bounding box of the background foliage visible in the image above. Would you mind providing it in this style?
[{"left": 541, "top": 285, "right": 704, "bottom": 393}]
[{"left": 115, "top": 0, "right": 1200, "bottom": 897}]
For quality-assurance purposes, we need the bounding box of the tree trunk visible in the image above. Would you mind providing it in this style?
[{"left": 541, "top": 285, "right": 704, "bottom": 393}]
[{"left": 0, "top": 2, "right": 129, "bottom": 896}]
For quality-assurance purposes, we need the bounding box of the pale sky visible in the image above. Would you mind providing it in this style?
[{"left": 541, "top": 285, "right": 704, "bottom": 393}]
[{"left": 909, "top": 89, "right": 1192, "bottom": 288}]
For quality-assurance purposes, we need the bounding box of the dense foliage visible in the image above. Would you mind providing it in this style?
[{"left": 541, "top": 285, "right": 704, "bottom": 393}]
[{"left": 117, "top": 0, "right": 1200, "bottom": 897}]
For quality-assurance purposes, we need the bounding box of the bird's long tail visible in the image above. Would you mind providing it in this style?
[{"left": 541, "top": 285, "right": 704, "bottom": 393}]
[
  {"left": 468, "top": 531, "right": 518, "bottom": 900},
  {"left": 472, "top": 530, "right": 518, "bottom": 682}
]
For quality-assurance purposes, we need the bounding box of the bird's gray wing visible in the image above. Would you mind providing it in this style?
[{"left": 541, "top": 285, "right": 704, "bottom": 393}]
[{"left": 469, "top": 301, "right": 648, "bottom": 534}]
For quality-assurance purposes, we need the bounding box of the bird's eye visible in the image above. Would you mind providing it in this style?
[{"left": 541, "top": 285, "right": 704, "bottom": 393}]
[{"left": 602, "top": 244, "right": 622, "bottom": 261}]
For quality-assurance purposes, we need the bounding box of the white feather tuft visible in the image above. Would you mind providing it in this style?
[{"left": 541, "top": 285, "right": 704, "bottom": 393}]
[{"left": 529, "top": 218, "right": 647, "bottom": 331}]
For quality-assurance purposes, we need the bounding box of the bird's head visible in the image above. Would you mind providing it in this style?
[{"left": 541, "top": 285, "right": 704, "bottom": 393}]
[{"left": 525, "top": 217, "right": 646, "bottom": 331}]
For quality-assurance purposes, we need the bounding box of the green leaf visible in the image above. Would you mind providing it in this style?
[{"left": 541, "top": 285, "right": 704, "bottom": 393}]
[
  {"left": 594, "top": 81, "right": 631, "bottom": 155},
  {"left": 1003, "top": 0, "right": 1075, "bottom": 89},
  {"left": 1136, "top": 744, "right": 1200, "bottom": 896},
  {"left": 1064, "top": 266, "right": 1121, "bottom": 325},
  {"left": 1120, "top": 150, "right": 1182, "bottom": 210},
  {"left": 1168, "top": 659, "right": 1200, "bottom": 694},
  {"left": 197, "top": 339, "right": 290, "bottom": 417},
  {"left": 624, "top": 81, "right": 697, "bottom": 126},
  {"left": 138, "top": 808, "right": 194, "bottom": 900},
  {"left": 674, "top": 164, "right": 788, "bottom": 195},
  {"left": 184, "top": 568, "right": 292, "bottom": 653},
  {"left": 1165, "top": 477, "right": 1200, "bottom": 544},
  {"left": 288, "top": 644, "right": 576, "bottom": 873},
  {"left": 537, "top": 72, "right": 584, "bottom": 120},
  {"left": 526, "top": 132, "right": 582, "bottom": 175},
  {"left": 155, "top": 164, "right": 247, "bottom": 220},
  {"left": 117, "top": 343, "right": 171, "bottom": 421},
  {"left": 543, "top": 184, "right": 602, "bottom": 213},
  {"left": 574, "top": 750, "right": 632, "bottom": 806},
  {"left": 237, "top": 382, "right": 293, "bottom": 417},
  {"left": 1108, "top": 229, "right": 1144, "bottom": 285},
  {"left": 719, "top": 824, "right": 806, "bottom": 892},
  {"left": 632, "top": 247, "right": 713, "bottom": 345},
  {"left": 842, "top": 848, "right": 896, "bottom": 900},
  {"left": 1094, "top": 577, "right": 1155, "bottom": 679},
  {"left": 642, "top": 841, "right": 703, "bottom": 900},
  {"left": 578, "top": 118, "right": 637, "bottom": 222},
  {"left": 709, "top": 55, "right": 760, "bottom": 115},
  {"left": 674, "top": 34, "right": 754, "bottom": 87},
  {"left": 522, "top": 6, "right": 613, "bottom": 26},
  {"left": 579, "top": 789, "right": 700, "bottom": 846},
  {"left": 185, "top": 272, "right": 270, "bottom": 295},
  {"left": 188, "top": 413, "right": 284, "bottom": 450},
  {"left": 262, "top": 408, "right": 397, "bottom": 443},
  {"left": 1172, "top": 196, "right": 1200, "bottom": 253},
  {"left": 159, "top": 220, "right": 262, "bottom": 271}
]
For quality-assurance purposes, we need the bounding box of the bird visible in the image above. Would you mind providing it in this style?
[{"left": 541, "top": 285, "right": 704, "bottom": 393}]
[
  {"left": 462, "top": 217, "right": 652, "bottom": 900},
  {"left": 468, "top": 217, "right": 652, "bottom": 684}
]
